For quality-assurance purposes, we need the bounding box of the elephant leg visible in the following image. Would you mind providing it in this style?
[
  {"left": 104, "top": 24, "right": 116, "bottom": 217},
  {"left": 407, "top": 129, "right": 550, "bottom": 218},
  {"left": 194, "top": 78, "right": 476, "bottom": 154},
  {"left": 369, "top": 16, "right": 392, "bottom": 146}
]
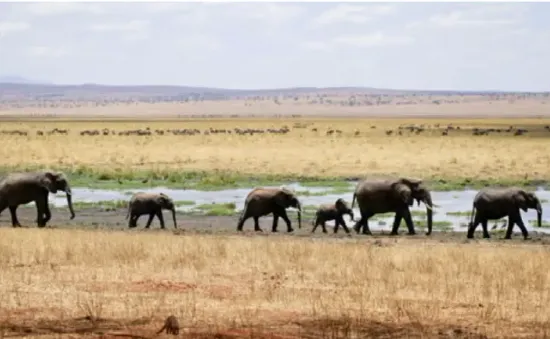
[
  {"left": 390, "top": 212, "right": 404, "bottom": 236},
  {"left": 354, "top": 209, "right": 373, "bottom": 235},
  {"left": 8, "top": 206, "right": 22, "bottom": 227},
  {"left": 156, "top": 210, "right": 165, "bottom": 229},
  {"left": 237, "top": 211, "right": 250, "bottom": 231},
  {"left": 336, "top": 216, "right": 350, "bottom": 234},
  {"left": 144, "top": 213, "right": 155, "bottom": 228},
  {"left": 467, "top": 214, "right": 482, "bottom": 239},
  {"left": 322, "top": 221, "right": 328, "bottom": 234},
  {"left": 43, "top": 201, "right": 52, "bottom": 224},
  {"left": 275, "top": 207, "right": 293, "bottom": 233},
  {"left": 311, "top": 220, "right": 319, "bottom": 233},
  {"left": 481, "top": 219, "right": 491, "bottom": 238},
  {"left": 514, "top": 215, "right": 530, "bottom": 240},
  {"left": 271, "top": 214, "right": 279, "bottom": 232},
  {"left": 35, "top": 196, "right": 48, "bottom": 228},
  {"left": 253, "top": 216, "right": 262, "bottom": 232},
  {"left": 402, "top": 208, "right": 416, "bottom": 235},
  {"left": 129, "top": 214, "right": 139, "bottom": 228}
]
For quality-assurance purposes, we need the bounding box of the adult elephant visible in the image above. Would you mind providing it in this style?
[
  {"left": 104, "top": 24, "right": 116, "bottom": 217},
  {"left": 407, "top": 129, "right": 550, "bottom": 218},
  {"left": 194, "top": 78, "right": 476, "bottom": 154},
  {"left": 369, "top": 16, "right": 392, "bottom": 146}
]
[
  {"left": 126, "top": 192, "right": 177, "bottom": 229},
  {"left": 351, "top": 177, "right": 435, "bottom": 236},
  {"left": 0, "top": 170, "right": 75, "bottom": 227},
  {"left": 236, "top": 187, "right": 302, "bottom": 232},
  {"left": 466, "top": 187, "right": 542, "bottom": 240}
]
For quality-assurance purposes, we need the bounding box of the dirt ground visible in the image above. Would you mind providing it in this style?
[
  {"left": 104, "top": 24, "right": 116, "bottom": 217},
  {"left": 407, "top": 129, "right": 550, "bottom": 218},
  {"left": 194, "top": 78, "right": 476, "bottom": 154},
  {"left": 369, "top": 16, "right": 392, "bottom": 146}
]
[{"left": 3, "top": 206, "right": 550, "bottom": 245}]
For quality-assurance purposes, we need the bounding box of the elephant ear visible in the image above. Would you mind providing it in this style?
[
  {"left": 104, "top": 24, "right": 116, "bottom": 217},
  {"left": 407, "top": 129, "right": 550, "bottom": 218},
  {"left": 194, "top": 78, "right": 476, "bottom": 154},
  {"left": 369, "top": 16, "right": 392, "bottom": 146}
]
[
  {"left": 335, "top": 198, "right": 347, "bottom": 211},
  {"left": 39, "top": 172, "right": 58, "bottom": 193},
  {"left": 398, "top": 177, "right": 423, "bottom": 189},
  {"left": 274, "top": 189, "right": 293, "bottom": 208},
  {"left": 513, "top": 190, "right": 529, "bottom": 212},
  {"left": 392, "top": 182, "right": 413, "bottom": 206}
]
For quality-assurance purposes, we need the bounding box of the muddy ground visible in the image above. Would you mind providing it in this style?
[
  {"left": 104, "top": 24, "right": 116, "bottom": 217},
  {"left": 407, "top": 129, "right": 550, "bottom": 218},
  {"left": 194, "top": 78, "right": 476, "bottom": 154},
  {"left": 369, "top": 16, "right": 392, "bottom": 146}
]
[{"left": 2, "top": 206, "right": 550, "bottom": 246}]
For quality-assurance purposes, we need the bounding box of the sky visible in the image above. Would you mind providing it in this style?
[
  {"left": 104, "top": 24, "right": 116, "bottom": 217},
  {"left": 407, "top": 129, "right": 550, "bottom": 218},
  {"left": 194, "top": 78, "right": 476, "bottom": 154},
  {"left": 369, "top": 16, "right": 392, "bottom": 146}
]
[{"left": 0, "top": 1, "right": 549, "bottom": 91}]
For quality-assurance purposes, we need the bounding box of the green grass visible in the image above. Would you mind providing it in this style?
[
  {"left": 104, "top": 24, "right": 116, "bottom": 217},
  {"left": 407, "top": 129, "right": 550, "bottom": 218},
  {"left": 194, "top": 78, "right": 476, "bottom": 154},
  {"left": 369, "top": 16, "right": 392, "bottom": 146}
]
[
  {"left": 528, "top": 220, "right": 550, "bottom": 228},
  {"left": 191, "top": 203, "right": 237, "bottom": 216},
  {"left": 1, "top": 165, "right": 547, "bottom": 192},
  {"left": 446, "top": 211, "right": 472, "bottom": 217}
]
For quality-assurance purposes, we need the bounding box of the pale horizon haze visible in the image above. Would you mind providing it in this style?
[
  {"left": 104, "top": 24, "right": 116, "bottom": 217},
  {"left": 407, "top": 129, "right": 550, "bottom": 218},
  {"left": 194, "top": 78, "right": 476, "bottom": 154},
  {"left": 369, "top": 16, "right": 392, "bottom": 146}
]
[{"left": 0, "top": 1, "right": 549, "bottom": 92}]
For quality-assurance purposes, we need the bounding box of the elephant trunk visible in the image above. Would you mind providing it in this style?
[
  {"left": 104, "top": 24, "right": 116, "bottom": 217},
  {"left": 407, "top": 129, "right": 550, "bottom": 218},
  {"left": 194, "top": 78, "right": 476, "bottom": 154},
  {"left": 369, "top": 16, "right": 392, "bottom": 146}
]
[
  {"left": 297, "top": 201, "right": 302, "bottom": 229},
  {"left": 171, "top": 207, "right": 177, "bottom": 229},
  {"left": 536, "top": 200, "right": 542, "bottom": 227},
  {"left": 65, "top": 185, "right": 75, "bottom": 220},
  {"left": 423, "top": 193, "right": 434, "bottom": 236}
]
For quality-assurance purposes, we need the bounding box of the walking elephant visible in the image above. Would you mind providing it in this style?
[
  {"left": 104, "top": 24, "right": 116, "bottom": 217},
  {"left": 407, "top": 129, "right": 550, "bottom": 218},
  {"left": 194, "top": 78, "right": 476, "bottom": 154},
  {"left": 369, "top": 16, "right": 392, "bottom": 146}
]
[
  {"left": 126, "top": 192, "right": 177, "bottom": 229},
  {"left": 351, "top": 177, "right": 435, "bottom": 236},
  {"left": 236, "top": 187, "right": 302, "bottom": 232},
  {"left": 0, "top": 170, "right": 75, "bottom": 227},
  {"left": 466, "top": 187, "right": 542, "bottom": 240},
  {"left": 312, "top": 198, "right": 354, "bottom": 234}
]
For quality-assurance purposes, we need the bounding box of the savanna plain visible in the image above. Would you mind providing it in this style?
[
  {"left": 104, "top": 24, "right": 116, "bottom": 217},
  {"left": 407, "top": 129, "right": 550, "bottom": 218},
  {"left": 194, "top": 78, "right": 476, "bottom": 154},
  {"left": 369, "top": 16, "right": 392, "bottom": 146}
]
[{"left": 1, "top": 94, "right": 550, "bottom": 338}]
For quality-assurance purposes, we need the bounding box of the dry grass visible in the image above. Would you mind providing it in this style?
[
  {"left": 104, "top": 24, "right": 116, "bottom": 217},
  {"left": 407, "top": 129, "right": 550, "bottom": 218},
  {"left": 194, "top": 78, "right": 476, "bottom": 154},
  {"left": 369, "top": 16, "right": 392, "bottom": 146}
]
[
  {"left": 0, "top": 117, "right": 549, "bottom": 181},
  {"left": 0, "top": 227, "right": 549, "bottom": 338}
]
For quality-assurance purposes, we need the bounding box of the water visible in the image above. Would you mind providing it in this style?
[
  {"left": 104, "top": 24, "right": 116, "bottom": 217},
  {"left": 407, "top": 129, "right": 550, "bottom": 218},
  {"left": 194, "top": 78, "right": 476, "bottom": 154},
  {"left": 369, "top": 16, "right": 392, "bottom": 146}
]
[{"left": 49, "top": 183, "right": 550, "bottom": 234}]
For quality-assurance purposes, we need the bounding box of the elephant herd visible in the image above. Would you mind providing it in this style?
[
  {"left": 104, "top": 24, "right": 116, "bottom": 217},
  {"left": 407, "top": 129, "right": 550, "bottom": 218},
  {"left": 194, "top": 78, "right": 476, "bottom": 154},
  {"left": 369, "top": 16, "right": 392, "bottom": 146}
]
[{"left": 0, "top": 171, "right": 544, "bottom": 240}]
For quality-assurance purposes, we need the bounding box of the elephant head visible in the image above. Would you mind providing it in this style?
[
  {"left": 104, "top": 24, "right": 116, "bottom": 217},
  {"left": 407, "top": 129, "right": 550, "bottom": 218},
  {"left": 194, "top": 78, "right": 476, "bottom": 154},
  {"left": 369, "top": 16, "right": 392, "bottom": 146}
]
[
  {"left": 275, "top": 187, "right": 302, "bottom": 228},
  {"left": 513, "top": 189, "right": 542, "bottom": 227},
  {"left": 40, "top": 171, "right": 75, "bottom": 220},
  {"left": 392, "top": 178, "right": 435, "bottom": 235},
  {"left": 335, "top": 198, "right": 354, "bottom": 221},
  {"left": 157, "top": 193, "right": 177, "bottom": 228}
]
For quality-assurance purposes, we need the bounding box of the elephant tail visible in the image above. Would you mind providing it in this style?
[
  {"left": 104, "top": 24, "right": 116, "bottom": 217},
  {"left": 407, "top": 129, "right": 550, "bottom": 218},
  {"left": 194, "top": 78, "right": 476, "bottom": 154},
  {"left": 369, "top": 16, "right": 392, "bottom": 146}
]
[
  {"left": 468, "top": 203, "right": 476, "bottom": 227},
  {"left": 351, "top": 192, "right": 357, "bottom": 210},
  {"left": 125, "top": 203, "right": 131, "bottom": 219}
]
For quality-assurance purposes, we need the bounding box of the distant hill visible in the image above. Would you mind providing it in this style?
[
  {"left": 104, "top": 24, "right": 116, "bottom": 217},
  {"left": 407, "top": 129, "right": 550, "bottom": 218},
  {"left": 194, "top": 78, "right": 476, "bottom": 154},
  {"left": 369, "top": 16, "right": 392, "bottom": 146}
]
[{"left": 0, "top": 80, "right": 546, "bottom": 102}]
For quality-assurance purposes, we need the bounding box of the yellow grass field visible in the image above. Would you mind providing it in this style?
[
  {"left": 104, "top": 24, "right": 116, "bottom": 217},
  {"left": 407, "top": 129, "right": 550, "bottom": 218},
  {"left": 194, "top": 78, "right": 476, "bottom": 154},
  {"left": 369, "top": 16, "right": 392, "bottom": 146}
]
[
  {"left": 0, "top": 117, "right": 549, "bottom": 182},
  {"left": 0, "top": 228, "right": 548, "bottom": 338}
]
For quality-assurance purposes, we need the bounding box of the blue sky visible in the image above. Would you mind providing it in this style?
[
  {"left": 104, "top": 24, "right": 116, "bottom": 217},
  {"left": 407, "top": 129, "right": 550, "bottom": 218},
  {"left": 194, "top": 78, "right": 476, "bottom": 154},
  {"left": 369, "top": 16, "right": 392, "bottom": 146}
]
[{"left": 0, "top": 2, "right": 548, "bottom": 91}]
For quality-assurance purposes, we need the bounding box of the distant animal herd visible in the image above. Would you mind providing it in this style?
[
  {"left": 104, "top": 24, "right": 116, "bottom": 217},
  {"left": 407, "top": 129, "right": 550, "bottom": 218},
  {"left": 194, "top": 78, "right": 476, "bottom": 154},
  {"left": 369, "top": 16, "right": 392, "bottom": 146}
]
[
  {"left": 1, "top": 123, "right": 549, "bottom": 138},
  {"left": 0, "top": 171, "right": 543, "bottom": 240}
]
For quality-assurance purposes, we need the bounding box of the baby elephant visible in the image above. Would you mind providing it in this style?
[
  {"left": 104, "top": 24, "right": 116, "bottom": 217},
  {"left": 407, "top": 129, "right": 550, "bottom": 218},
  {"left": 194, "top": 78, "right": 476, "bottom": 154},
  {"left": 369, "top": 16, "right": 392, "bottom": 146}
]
[
  {"left": 312, "top": 198, "right": 354, "bottom": 234},
  {"left": 126, "top": 192, "right": 177, "bottom": 229}
]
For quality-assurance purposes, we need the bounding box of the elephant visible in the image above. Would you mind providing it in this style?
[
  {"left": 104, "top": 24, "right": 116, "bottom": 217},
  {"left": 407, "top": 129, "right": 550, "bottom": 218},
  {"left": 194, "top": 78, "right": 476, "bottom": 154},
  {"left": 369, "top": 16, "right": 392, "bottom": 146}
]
[
  {"left": 466, "top": 187, "right": 542, "bottom": 240},
  {"left": 0, "top": 170, "right": 75, "bottom": 227},
  {"left": 236, "top": 186, "right": 302, "bottom": 232},
  {"left": 126, "top": 192, "right": 177, "bottom": 229},
  {"left": 311, "top": 198, "right": 354, "bottom": 234},
  {"left": 351, "top": 177, "right": 435, "bottom": 236}
]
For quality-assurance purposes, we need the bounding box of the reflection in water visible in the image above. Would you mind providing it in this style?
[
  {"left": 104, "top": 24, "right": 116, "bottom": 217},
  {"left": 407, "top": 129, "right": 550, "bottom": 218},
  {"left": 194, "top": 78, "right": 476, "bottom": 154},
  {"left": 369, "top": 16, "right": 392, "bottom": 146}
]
[{"left": 48, "top": 183, "right": 550, "bottom": 234}]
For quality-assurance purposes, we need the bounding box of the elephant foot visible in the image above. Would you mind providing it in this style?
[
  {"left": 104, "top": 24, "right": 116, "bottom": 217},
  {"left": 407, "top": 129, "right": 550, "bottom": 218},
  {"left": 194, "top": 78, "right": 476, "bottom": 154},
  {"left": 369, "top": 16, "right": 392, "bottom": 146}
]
[
  {"left": 407, "top": 231, "right": 416, "bottom": 236},
  {"left": 254, "top": 228, "right": 263, "bottom": 232},
  {"left": 389, "top": 231, "right": 399, "bottom": 236},
  {"left": 286, "top": 228, "right": 294, "bottom": 233},
  {"left": 483, "top": 235, "right": 491, "bottom": 239}
]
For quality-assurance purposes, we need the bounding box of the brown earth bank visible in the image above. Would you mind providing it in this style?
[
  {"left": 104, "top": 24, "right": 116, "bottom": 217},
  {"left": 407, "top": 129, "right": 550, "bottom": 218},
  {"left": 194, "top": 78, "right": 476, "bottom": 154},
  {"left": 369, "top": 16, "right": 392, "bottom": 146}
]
[
  {"left": 0, "top": 314, "right": 513, "bottom": 339},
  {"left": 2, "top": 206, "right": 550, "bottom": 245}
]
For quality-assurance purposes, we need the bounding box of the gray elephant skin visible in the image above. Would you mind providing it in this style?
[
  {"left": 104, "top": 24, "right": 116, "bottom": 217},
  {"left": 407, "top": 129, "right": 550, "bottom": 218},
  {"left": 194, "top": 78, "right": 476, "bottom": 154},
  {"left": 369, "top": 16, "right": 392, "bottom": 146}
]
[
  {"left": 0, "top": 170, "right": 75, "bottom": 227},
  {"left": 351, "top": 177, "right": 435, "bottom": 236},
  {"left": 126, "top": 192, "right": 177, "bottom": 229},
  {"left": 467, "top": 187, "right": 542, "bottom": 240},
  {"left": 312, "top": 198, "right": 354, "bottom": 234},
  {"left": 237, "top": 187, "right": 302, "bottom": 232}
]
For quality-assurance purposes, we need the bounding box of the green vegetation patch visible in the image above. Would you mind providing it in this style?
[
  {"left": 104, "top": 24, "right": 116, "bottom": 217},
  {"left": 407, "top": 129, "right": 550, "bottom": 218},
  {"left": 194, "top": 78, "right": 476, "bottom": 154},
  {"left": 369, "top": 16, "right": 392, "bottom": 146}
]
[
  {"left": 0, "top": 165, "right": 547, "bottom": 192},
  {"left": 190, "top": 202, "right": 237, "bottom": 216}
]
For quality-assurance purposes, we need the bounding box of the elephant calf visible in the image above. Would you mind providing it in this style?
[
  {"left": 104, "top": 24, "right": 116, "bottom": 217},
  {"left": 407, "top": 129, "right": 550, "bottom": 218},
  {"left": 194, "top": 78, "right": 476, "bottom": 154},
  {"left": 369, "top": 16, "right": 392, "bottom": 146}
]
[
  {"left": 126, "top": 192, "right": 177, "bottom": 229},
  {"left": 312, "top": 198, "right": 354, "bottom": 234}
]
